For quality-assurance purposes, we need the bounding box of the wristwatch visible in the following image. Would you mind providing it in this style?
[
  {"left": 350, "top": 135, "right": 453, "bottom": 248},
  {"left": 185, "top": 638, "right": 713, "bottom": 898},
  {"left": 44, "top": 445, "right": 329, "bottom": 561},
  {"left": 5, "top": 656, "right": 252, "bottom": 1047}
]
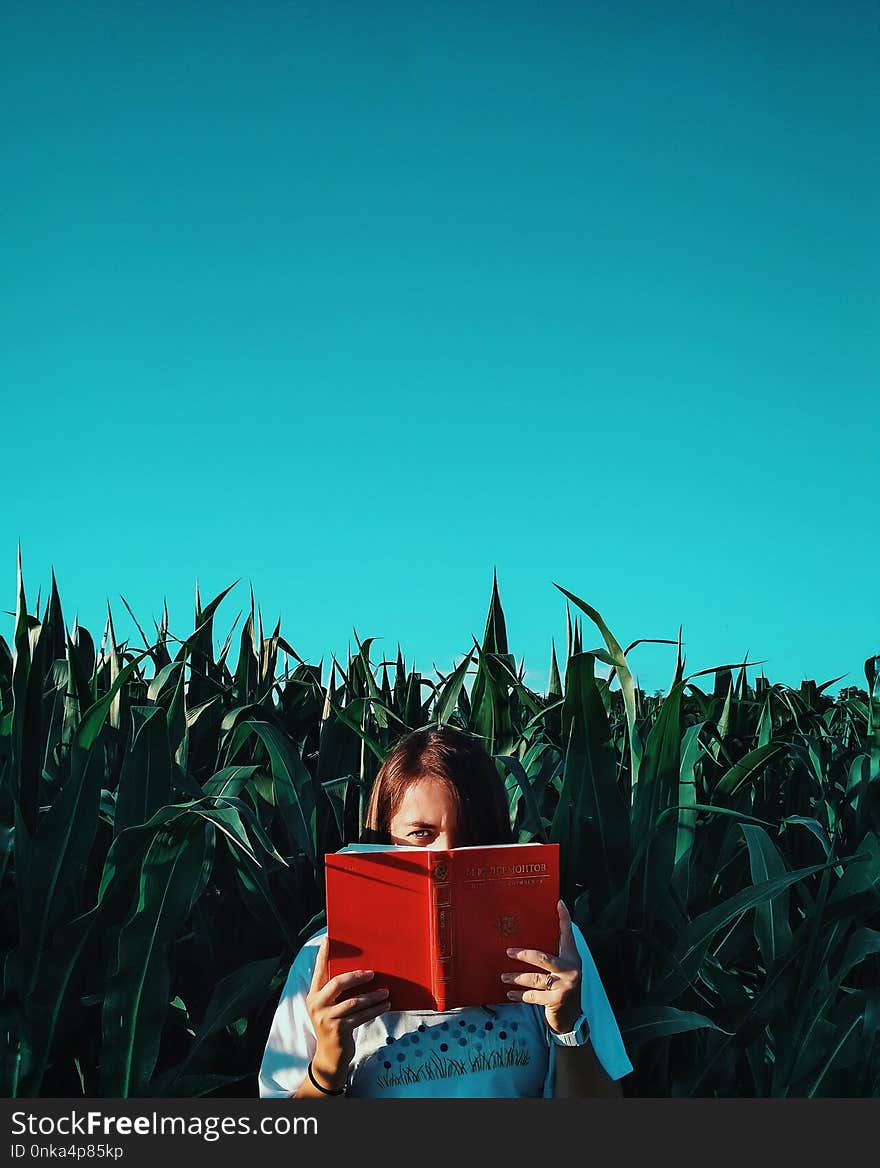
[{"left": 547, "top": 1013, "right": 591, "bottom": 1047}]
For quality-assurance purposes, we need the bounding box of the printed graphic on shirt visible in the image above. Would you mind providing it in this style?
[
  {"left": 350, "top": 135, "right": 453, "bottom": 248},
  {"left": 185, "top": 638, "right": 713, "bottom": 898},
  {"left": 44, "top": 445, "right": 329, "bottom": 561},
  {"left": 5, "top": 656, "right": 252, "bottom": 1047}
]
[{"left": 371, "top": 1010, "right": 532, "bottom": 1090}]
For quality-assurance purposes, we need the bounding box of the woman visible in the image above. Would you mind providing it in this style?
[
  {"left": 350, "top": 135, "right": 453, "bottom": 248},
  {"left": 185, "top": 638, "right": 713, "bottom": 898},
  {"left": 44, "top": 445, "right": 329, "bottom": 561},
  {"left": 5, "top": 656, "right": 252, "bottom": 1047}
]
[{"left": 259, "top": 726, "right": 633, "bottom": 1098}]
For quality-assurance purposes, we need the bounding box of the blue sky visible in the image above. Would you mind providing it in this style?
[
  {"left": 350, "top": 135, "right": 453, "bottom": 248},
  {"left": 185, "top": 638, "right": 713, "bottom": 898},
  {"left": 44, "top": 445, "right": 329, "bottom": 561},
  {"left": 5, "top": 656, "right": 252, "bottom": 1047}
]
[{"left": 3, "top": 0, "right": 877, "bottom": 695}]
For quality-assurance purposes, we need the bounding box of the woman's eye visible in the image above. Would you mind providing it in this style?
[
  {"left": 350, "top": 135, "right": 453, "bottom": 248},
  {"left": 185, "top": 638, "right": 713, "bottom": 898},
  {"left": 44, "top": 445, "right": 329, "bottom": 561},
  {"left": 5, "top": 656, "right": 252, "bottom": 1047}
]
[{"left": 409, "top": 829, "right": 433, "bottom": 839}]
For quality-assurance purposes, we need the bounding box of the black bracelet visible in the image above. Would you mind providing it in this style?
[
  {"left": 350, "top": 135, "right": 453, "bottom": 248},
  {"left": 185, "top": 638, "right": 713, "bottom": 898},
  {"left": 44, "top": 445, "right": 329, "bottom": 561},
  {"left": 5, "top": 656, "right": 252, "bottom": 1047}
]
[{"left": 307, "top": 1059, "right": 346, "bottom": 1096}]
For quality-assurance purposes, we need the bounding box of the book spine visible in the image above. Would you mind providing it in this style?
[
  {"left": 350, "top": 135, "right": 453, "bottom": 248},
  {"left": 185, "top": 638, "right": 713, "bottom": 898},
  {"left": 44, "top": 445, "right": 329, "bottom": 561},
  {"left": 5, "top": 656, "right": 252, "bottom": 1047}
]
[{"left": 427, "top": 850, "right": 454, "bottom": 1010}]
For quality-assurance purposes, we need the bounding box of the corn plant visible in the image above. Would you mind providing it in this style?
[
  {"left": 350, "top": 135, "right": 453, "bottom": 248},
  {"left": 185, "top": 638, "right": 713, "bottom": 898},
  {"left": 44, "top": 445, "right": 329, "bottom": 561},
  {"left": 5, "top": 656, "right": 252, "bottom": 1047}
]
[{"left": 1, "top": 552, "right": 878, "bottom": 1097}]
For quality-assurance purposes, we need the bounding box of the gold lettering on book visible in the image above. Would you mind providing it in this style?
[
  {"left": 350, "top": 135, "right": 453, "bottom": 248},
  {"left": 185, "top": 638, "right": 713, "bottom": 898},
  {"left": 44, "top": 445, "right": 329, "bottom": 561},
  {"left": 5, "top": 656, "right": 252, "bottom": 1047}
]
[{"left": 464, "top": 862, "right": 548, "bottom": 878}]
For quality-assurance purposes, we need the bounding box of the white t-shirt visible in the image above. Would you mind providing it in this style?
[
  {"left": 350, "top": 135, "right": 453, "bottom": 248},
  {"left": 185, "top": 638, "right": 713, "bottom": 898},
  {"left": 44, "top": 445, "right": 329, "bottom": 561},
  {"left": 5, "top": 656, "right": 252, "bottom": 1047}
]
[{"left": 259, "top": 923, "right": 633, "bottom": 1098}]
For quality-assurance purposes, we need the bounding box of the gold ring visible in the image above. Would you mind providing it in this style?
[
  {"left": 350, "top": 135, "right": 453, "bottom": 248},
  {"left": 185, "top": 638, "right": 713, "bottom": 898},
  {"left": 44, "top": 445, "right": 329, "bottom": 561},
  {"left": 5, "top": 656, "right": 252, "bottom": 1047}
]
[{"left": 545, "top": 973, "right": 557, "bottom": 990}]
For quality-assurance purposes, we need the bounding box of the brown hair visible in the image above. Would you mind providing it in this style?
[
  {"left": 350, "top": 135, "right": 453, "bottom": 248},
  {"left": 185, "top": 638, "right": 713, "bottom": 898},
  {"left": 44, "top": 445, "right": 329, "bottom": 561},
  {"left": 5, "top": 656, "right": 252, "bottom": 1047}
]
[{"left": 363, "top": 726, "right": 513, "bottom": 847}]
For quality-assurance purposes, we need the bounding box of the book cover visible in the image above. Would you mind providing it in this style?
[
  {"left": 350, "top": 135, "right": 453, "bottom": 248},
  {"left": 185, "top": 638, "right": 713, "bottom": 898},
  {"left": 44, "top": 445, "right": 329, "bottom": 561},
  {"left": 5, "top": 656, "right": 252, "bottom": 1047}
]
[{"left": 325, "top": 842, "right": 560, "bottom": 1011}]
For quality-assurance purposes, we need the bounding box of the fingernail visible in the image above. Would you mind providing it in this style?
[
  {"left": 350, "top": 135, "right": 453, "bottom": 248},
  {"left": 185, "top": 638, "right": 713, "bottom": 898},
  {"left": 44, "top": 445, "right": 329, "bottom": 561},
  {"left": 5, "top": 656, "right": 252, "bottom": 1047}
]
[
  {"left": 378, "top": 987, "right": 390, "bottom": 997},
  {"left": 501, "top": 973, "right": 513, "bottom": 982},
  {"left": 506, "top": 948, "right": 518, "bottom": 957},
  {"left": 506, "top": 991, "right": 517, "bottom": 999}
]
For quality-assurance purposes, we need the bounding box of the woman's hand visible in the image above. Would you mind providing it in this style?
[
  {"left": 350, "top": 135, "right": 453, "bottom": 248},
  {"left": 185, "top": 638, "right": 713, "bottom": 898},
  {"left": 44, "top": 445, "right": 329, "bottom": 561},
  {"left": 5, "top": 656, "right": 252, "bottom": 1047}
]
[
  {"left": 305, "top": 935, "right": 391, "bottom": 1091},
  {"left": 501, "top": 899, "right": 583, "bottom": 1036}
]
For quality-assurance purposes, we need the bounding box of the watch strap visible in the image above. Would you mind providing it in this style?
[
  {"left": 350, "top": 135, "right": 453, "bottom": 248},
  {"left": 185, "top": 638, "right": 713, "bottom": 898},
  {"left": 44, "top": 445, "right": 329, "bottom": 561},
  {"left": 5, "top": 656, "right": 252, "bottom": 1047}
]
[{"left": 547, "top": 1013, "right": 591, "bottom": 1047}]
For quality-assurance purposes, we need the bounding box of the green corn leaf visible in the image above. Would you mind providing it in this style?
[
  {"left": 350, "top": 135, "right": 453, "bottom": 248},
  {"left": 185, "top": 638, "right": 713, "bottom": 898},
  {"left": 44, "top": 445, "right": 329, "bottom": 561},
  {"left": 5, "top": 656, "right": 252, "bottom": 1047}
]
[
  {"left": 804, "top": 1004, "right": 865, "bottom": 1097},
  {"left": 740, "top": 823, "right": 794, "bottom": 965},
  {"left": 553, "top": 583, "right": 641, "bottom": 786},
  {"left": 76, "top": 649, "right": 153, "bottom": 752},
  {"left": 201, "top": 765, "right": 263, "bottom": 799},
  {"left": 619, "top": 1006, "right": 729, "bottom": 1050},
  {"left": 828, "top": 831, "right": 880, "bottom": 912},
  {"left": 101, "top": 820, "right": 212, "bottom": 1096},
  {"left": 550, "top": 653, "right": 628, "bottom": 909},
  {"left": 633, "top": 681, "right": 685, "bottom": 928},
  {"left": 114, "top": 706, "right": 174, "bottom": 836},
  {"left": 434, "top": 650, "right": 475, "bottom": 727},
  {"left": 756, "top": 696, "right": 773, "bottom": 748},
  {"left": 320, "top": 696, "right": 389, "bottom": 764},
  {"left": 223, "top": 835, "right": 299, "bottom": 947},
  {"left": 242, "top": 720, "right": 317, "bottom": 865},
  {"left": 155, "top": 955, "right": 280, "bottom": 1094},
  {"left": 713, "top": 743, "right": 781, "bottom": 800},
  {"left": 782, "top": 815, "right": 832, "bottom": 859},
  {"left": 496, "top": 754, "right": 547, "bottom": 843},
  {"left": 13, "top": 741, "right": 104, "bottom": 997},
  {"left": 675, "top": 721, "right": 705, "bottom": 865},
  {"left": 651, "top": 858, "right": 839, "bottom": 1002}
]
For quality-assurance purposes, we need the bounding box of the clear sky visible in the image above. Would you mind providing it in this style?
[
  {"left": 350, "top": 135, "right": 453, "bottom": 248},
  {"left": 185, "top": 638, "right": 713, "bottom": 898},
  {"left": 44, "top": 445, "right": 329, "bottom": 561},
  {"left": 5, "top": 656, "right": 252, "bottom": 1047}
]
[{"left": 3, "top": 0, "right": 878, "bottom": 696}]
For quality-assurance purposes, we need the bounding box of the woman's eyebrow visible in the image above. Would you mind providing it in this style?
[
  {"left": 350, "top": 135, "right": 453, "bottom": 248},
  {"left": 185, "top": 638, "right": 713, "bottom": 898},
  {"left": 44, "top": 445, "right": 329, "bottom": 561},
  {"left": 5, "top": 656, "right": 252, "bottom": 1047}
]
[{"left": 406, "top": 820, "right": 436, "bottom": 828}]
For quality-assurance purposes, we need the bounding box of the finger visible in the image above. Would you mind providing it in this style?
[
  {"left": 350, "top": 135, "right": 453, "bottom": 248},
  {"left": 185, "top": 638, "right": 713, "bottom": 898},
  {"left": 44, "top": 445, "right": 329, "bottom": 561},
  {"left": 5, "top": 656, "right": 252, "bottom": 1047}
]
[
  {"left": 315, "top": 968, "right": 376, "bottom": 1005},
  {"left": 309, "top": 935, "right": 329, "bottom": 993},
  {"left": 327, "top": 988, "right": 390, "bottom": 1018},
  {"left": 501, "top": 971, "right": 572, "bottom": 990},
  {"left": 342, "top": 1000, "right": 393, "bottom": 1030},
  {"left": 506, "top": 988, "right": 565, "bottom": 1006},
  {"left": 505, "top": 946, "right": 563, "bottom": 973},
  {"left": 558, "top": 899, "right": 578, "bottom": 963}
]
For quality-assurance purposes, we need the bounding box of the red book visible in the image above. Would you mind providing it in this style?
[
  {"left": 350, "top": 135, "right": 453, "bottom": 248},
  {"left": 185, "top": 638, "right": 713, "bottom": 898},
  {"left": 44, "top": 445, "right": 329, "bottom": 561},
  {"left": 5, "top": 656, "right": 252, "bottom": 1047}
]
[{"left": 325, "top": 842, "right": 560, "bottom": 1011}]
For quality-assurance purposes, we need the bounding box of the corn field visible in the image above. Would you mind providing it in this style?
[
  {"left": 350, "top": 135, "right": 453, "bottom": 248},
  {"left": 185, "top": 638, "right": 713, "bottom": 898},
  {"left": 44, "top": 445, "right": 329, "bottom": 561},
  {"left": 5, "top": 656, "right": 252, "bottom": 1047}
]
[{"left": 2, "top": 554, "right": 879, "bottom": 1097}]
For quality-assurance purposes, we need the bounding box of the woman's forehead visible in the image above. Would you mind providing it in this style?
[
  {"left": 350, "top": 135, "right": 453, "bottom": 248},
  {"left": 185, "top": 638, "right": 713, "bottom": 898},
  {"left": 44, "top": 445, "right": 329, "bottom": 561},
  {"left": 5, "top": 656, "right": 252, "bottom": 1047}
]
[{"left": 391, "top": 776, "right": 458, "bottom": 821}]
